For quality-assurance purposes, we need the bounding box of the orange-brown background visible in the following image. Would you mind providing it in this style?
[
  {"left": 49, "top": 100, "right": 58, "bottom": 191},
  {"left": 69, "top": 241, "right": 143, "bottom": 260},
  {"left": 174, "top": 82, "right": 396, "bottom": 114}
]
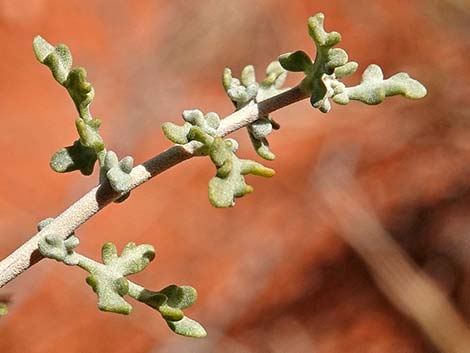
[{"left": 1, "top": 1, "right": 469, "bottom": 352}]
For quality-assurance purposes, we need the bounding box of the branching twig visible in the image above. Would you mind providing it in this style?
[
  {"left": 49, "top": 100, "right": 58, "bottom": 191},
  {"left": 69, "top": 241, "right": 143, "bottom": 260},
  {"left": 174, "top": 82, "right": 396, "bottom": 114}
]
[{"left": 0, "top": 86, "right": 308, "bottom": 288}]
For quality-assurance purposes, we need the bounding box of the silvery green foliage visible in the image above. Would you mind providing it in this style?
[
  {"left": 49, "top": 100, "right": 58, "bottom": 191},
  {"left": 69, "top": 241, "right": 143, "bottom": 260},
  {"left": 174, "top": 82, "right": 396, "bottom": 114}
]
[
  {"left": 162, "top": 110, "right": 274, "bottom": 207},
  {"left": 34, "top": 36, "right": 135, "bottom": 202},
  {"left": 279, "top": 13, "right": 426, "bottom": 112},
  {"left": 102, "top": 151, "right": 133, "bottom": 202},
  {"left": 208, "top": 137, "right": 275, "bottom": 207},
  {"left": 37, "top": 218, "right": 79, "bottom": 265},
  {"left": 162, "top": 109, "right": 220, "bottom": 147},
  {"left": 222, "top": 62, "right": 286, "bottom": 160},
  {"left": 332, "top": 64, "right": 427, "bottom": 105},
  {"left": 37, "top": 230, "right": 206, "bottom": 338},
  {"left": 33, "top": 36, "right": 105, "bottom": 176}
]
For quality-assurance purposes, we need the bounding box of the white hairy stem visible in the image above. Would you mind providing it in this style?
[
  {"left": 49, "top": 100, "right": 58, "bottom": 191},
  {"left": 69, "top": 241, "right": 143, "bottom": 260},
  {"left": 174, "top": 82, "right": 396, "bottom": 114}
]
[{"left": 0, "top": 86, "right": 307, "bottom": 287}]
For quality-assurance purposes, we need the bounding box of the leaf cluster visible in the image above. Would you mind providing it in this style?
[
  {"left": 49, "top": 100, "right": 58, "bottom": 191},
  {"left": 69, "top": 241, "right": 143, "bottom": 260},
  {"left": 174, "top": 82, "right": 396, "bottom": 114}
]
[
  {"left": 163, "top": 110, "right": 274, "bottom": 207},
  {"left": 37, "top": 223, "right": 206, "bottom": 338},
  {"left": 279, "top": 13, "right": 426, "bottom": 112},
  {"left": 33, "top": 36, "right": 105, "bottom": 176},
  {"left": 30, "top": 12, "right": 429, "bottom": 340},
  {"left": 223, "top": 62, "right": 286, "bottom": 160}
]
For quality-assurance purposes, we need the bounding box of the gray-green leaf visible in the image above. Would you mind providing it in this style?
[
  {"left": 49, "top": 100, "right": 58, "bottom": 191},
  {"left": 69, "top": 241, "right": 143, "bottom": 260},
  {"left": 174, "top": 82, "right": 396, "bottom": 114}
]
[
  {"left": 33, "top": 35, "right": 72, "bottom": 84},
  {"left": 332, "top": 64, "right": 427, "bottom": 105},
  {"left": 166, "top": 316, "right": 207, "bottom": 338}
]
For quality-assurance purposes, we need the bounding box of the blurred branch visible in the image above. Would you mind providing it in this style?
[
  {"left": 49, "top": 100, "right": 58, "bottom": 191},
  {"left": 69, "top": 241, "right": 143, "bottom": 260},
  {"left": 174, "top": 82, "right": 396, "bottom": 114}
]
[
  {"left": 315, "top": 152, "right": 470, "bottom": 353},
  {"left": 0, "top": 86, "right": 307, "bottom": 288}
]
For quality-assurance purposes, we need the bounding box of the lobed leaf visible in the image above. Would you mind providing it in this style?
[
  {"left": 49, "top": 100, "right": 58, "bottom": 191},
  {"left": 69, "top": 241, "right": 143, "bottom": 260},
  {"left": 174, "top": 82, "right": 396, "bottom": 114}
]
[
  {"left": 103, "top": 151, "right": 134, "bottom": 194},
  {"left": 50, "top": 140, "right": 98, "bottom": 175},
  {"left": 166, "top": 316, "right": 207, "bottom": 338},
  {"left": 86, "top": 275, "right": 132, "bottom": 314},
  {"left": 332, "top": 64, "right": 427, "bottom": 105},
  {"left": 33, "top": 35, "right": 72, "bottom": 84},
  {"left": 100, "top": 241, "right": 155, "bottom": 276},
  {"left": 208, "top": 137, "right": 274, "bottom": 207},
  {"left": 223, "top": 61, "right": 287, "bottom": 160},
  {"left": 65, "top": 68, "right": 95, "bottom": 120}
]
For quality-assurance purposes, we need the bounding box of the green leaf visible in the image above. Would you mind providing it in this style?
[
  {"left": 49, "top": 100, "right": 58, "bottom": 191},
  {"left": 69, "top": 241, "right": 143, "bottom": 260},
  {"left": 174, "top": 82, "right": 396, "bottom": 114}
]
[
  {"left": 162, "top": 122, "right": 192, "bottom": 144},
  {"left": 86, "top": 274, "right": 132, "bottom": 314},
  {"left": 279, "top": 50, "right": 312, "bottom": 72},
  {"left": 75, "top": 118, "right": 104, "bottom": 152},
  {"left": 79, "top": 242, "right": 154, "bottom": 314},
  {"left": 262, "top": 61, "right": 287, "bottom": 89},
  {"left": 332, "top": 64, "right": 427, "bottom": 105},
  {"left": 307, "top": 13, "right": 341, "bottom": 48},
  {"left": 160, "top": 285, "right": 198, "bottom": 310},
  {"left": 222, "top": 61, "right": 286, "bottom": 160},
  {"left": 208, "top": 137, "right": 274, "bottom": 207},
  {"left": 101, "top": 242, "right": 155, "bottom": 276},
  {"left": 65, "top": 68, "right": 95, "bottom": 120},
  {"left": 334, "top": 61, "right": 358, "bottom": 78},
  {"left": 103, "top": 151, "right": 134, "bottom": 194},
  {"left": 38, "top": 235, "right": 205, "bottom": 336},
  {"left": 162, "top": 110, "right": 220, "bottom": 149},
  {"left": 33, "top": 36, "right": 96, "bottom": 121},
  {"left": 278, "top": 13, "right": 427, "bottom": 112},
  {"left": 166, "top": 317, "right": 207, "bottom": 338},
  {"left": 241, "top": 65, "right": 256, "bottom": 86},
  {"left": 34, "top": 36, "right": 103, "bottom": 176},
  {"left": 33, "top": 35, "right": 72, "bottom": 84},
  {"left": 38, "top": 234, "right": 80, "bottom": 266},
  {"left": 50, "top": 140, "right": 98, "bottom": 175}
]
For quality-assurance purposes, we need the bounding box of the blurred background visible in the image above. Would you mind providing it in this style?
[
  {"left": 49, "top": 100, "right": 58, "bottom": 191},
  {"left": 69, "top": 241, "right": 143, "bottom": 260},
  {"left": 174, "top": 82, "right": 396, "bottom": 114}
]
[{"left": 1, "top": 1, "right": 470, "bottom": 352}]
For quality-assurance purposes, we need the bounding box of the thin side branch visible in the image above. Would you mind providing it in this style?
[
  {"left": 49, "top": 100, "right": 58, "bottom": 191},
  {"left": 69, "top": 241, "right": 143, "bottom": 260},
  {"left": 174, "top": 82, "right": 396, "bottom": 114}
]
[{"left": 0, "top": 86, "right": 308, "bottom": 288}]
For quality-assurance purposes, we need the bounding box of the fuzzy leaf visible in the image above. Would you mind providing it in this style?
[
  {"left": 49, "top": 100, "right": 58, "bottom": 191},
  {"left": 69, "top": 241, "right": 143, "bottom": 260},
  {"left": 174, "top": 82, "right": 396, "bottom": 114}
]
[
  {"left": 279, "top": 50, "right": 312, "bottom": 72},
  {"left": 279, "top": 13, "right": 426, "bottom": 112},
  {"left": 249, "top": 136, "right": 275, "bottom": 161},
  {"left": 33, "top": 35, "right": 72, "bottom": 84},
  {"left": 81, "top": 242, "right": 155, "bottom": 314},
  {"left": 33, "top": 36, "right": 96, "bottom": 120},
  {"left": 162, "top": 122, "right": 192, "bottom": 144},
  {"left": 166, "top": 316, "right": 207, "bottom": 338},
  {"left": 278, "top": 13, "right": 356, "bottom": 112},
  {"left": 50, "top": 140, "right": 98, "bottom": 175},
  {"left": 101, "top": 242, "right": 155, "bottom": 276},
  {"left": 38, "top": 234, "right": 80, "bottom": 266},
  {"left": 263, "top": 61, "right": 287, "bottom": 89},
  {"left": 137, "top": 286, "right": 199, "bottom": 327},
  {"left": 241, "top": 65, "right": 256, "bottom": 86},
  {"left": 104, "top": 151, "right": 134, "bottom": 194},
  {"left": 37, "top": 220, "right": 80, "bottom": 266},
  {"left": 38, "top": 235, "right": 205, "bottom": 336},
  {"left": 75, "top": 118, "right": 104, "bottom": 152},
  {"left": 208, "top": 137, "right": 274, "bottom": 207},
  {"left": 222, "top": 67, "right": 258, "bottom": 107},
  {"left": 332, "top": 64, "right": 427, "bottom": 105},
  {"left": 160, "top": 285, "right": 198, "bottom": 310},
  {"left": 308, "top": 13, "right": 341, "bottom": 48},
  {"left": 334, "top": 61, "right": 358, "bottom": 78},
  {"left": 223, "top": 61, "right": 286, "bottom": 160},
  {"left": 86, "top": 275, "right": 132, "bottom": 314},
  {"left": 65, "top": 68, "right": 95, "bottom": 120},
  {"left": 34, "top": 36, "right": 103, "bottom": 176},
  {"left": 162, "top": 111, "right": 220, "bottom": 149}
]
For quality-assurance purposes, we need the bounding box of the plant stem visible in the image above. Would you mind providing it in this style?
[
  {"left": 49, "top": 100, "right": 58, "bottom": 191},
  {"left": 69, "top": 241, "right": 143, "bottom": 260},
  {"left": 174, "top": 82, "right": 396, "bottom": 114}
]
[{"left": 0, "top": 86, "right": 309, "bottom": 288}]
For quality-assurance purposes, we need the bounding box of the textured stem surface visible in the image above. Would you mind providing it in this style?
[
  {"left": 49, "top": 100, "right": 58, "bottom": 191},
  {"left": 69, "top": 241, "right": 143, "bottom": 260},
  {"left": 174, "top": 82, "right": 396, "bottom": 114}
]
[{"left": 0, "top": 86, "right": 308, "bottom": 288}]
